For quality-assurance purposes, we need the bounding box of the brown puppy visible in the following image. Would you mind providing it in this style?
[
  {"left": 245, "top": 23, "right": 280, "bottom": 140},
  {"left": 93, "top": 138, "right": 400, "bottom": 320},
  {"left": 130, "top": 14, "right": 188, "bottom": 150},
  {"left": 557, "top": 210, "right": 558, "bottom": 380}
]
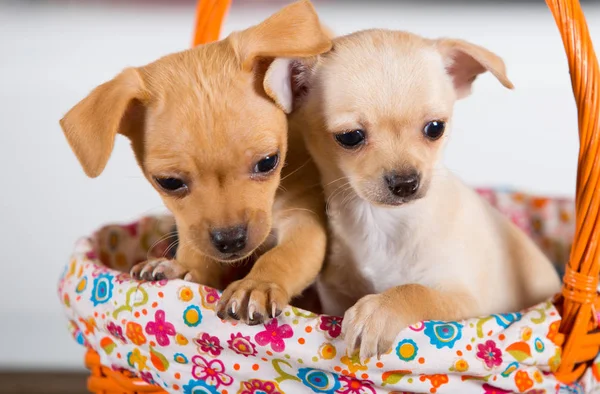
[
  {"left": 289, "top": 30, "right": 560, "bottom": 360},
  {"left": 60, "top": 0, "right": 330, "bottom": 324}
]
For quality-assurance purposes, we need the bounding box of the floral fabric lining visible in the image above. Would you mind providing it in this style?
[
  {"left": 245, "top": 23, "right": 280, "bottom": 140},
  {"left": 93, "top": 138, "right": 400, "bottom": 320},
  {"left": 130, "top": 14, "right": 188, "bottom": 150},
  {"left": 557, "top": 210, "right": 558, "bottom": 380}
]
[{"left": 58, "top": 189, "right": 600, "bottom": 393}]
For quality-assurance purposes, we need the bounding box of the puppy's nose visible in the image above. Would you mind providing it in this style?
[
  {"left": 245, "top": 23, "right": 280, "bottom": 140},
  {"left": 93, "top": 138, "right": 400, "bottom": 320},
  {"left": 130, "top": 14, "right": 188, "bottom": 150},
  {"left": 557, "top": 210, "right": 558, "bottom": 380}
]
[
  {"left": 385, "top": 173, "right": 420, "bottom": 198},
  {"left": 209, "top": 225, "right": 247, "bottom": 254}
]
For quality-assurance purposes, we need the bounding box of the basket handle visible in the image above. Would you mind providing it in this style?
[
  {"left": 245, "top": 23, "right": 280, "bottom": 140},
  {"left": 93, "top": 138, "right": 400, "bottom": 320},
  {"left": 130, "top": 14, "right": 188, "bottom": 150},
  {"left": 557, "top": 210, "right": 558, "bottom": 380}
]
[
  {"left": 192, "top": 0, "right": 232, "bottom": 47},
  {"left": 546, "top": 0, "right": 600, "bottom": 383}
]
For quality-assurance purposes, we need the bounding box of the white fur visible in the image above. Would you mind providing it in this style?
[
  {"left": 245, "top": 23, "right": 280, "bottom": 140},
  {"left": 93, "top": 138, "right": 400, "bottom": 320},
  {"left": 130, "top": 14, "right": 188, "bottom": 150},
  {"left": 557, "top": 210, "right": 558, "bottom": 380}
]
[{"left": 318, "top": 168, "right": 560, "bottom": 317}]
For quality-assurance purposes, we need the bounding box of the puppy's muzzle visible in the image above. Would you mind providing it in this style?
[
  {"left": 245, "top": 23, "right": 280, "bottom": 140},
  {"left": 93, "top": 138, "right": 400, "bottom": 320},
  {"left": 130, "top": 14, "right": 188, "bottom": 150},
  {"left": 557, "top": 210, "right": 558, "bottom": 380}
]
[
  {"left": 385, "top": 172, "right": 420, "bottom": 198},
  {"left": 209, "top": 225, "right": 247, "bottom": 254}
]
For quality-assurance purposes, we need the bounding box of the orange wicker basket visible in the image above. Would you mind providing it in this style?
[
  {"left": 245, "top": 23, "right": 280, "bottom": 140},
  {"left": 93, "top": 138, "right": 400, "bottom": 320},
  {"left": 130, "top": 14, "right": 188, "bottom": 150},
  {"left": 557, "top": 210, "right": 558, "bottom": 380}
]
[{"left": 81, "top": 0, "right": 600, "bottom": 392}]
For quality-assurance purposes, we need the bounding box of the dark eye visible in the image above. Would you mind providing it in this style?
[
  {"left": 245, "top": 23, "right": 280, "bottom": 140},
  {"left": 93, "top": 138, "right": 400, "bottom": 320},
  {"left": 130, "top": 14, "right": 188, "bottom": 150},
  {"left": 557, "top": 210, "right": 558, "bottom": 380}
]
[
  {"left": 253, "top": 153, "right": 280, "bottom": 174},
  {"left": 154, "top": 177, "right": 187, "bottom": 194},
  {"left": 335, "top": 129, "right": 365, "bottom": 149},
  {"left": 423, "top": 120, "right": 446, "bottom": 140}
]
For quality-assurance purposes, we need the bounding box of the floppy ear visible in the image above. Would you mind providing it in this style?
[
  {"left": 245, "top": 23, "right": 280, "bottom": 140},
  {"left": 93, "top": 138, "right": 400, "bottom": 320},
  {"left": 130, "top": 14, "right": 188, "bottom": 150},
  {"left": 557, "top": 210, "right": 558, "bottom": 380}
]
[
  {"left": 232, "top": 0, "right": 332, "bottom": 113},
  {"left": 436, "top": 39, "right": 514, "bottom": 99},
  {"left": 264, "top": 56, "right": 320, "bottom": 113},
  {"left": 60, "top": 68, "right": 148, "bottom": 177}
]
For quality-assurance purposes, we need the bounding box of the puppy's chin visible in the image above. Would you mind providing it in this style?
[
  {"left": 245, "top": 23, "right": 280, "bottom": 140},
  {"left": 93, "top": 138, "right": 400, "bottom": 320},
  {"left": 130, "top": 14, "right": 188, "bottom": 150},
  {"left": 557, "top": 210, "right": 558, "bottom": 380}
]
[
  {"left": 369, "top": 197, "right": 421, "bottom": 208},
  {"left": 211, "top": 251, "right": 255, "bottom": 264},
  {"left": 357, "top": 188, "right": 427, "bottom": 209}
]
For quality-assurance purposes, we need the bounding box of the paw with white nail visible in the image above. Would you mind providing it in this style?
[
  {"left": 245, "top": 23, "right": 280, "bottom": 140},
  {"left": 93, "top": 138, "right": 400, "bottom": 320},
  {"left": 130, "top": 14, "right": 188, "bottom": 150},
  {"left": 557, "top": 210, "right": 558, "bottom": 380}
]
[
  {"left": 130, "top": 258, "right": 189, "bottom": 281},
  {"left": 342, "top": 293, "right": 407, "bottom": 363},
  {"left": 216, "top": 278, "right": 289, "bottom": 325}
]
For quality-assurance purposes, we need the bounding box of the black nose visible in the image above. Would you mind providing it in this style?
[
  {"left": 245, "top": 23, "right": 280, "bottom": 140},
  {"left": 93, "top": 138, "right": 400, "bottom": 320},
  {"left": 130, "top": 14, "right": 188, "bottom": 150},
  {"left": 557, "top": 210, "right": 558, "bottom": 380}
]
[
  {"left": 385, "top": 173, "right": 420, "bottom": 198},
  {"left": 209, "top": 225, "right": 247, "bottom": 254}
]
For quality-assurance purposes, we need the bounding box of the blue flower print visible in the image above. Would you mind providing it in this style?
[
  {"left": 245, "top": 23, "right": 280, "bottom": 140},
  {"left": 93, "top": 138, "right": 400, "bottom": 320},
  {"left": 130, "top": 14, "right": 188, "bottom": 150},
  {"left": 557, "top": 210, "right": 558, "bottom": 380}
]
[
  {"left": 492, "top": 312, "right": 522, "bottom": 328},
  {"left": 182, "top": 379, "right": 220, "bottom": 394},
  {"left": 297, "top": 367, "right": 341, "bottom": 394},
  {"left": 423, "top": 321, "right": 463, "bottom": 349},
  {"left": 90, "top": 273, "right": 114, "bottom": 306}
]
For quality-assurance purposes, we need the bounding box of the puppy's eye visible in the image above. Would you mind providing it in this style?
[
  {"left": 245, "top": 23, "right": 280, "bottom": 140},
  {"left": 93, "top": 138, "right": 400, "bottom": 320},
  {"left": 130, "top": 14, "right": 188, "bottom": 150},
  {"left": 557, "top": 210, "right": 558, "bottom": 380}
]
[
  {"left": 253, "top": 153, "right": 280, "bottom": 174},
  {"left": 335, "top": 129, "right": 365, "bottom": 149},
  {"left": 154, "top": 177, "right": 188, "bottom": 194},
  {"left": 423, "top": 120, "right": 446, "bottom": 140}
]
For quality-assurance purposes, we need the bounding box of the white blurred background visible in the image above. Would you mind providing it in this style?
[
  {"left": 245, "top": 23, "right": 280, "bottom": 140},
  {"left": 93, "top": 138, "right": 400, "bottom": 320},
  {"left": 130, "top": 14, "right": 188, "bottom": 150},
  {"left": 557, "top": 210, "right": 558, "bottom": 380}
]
[{"left": 0, "top": 0, "right": 597, "bottom": 370}]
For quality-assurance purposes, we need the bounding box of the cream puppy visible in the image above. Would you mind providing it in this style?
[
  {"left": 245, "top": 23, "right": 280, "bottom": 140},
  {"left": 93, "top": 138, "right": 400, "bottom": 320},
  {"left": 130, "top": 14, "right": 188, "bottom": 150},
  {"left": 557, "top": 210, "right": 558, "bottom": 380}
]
[{"left": 288, "top": 29, "right": 561, "bottom": 361}]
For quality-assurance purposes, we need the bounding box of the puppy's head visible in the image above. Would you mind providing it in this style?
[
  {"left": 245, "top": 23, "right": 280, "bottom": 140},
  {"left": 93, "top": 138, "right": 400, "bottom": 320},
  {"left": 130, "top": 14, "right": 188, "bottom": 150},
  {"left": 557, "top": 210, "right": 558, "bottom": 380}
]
[
  {"left": 296, "top": 30, "right": 512, "bottom": 207},
  {"left": 60, "top": 0, "right": 331, "bottom": 262}
]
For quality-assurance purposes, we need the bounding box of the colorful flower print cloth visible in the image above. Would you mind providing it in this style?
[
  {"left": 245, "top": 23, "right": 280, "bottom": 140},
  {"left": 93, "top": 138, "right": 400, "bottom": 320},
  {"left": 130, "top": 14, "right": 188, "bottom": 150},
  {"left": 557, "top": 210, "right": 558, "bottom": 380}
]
[{"left": 59, "top": 189, "right": 600, "bottom": 393}]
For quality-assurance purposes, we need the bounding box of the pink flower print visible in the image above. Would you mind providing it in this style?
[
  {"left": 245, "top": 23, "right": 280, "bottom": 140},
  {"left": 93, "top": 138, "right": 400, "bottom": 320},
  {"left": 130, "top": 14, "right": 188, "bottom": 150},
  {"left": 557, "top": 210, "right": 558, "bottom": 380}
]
[
  {"left": 194, "top": 333, "right": 223, "bottom": 357},
  {"left": 255, "top": 319, "right": 293, "bottom": 352},
  {"left": 476, "top": 340, "right": 503, "bottom": 369},
  {"left": 339, "top": 376, "right": 376, "bottom": 394},
  {"left": 476, "top": 188, "right": 498, "bottom": 206},
  {"left": 191, "top": 355, "right": 233, "bottom": 388},
  {"left": 139, "top": 371, "right": 155, "bottom": 385},
  {"left": 238, "top": 379, "right": 284, "bottom": 394},
  {"left": 145, "top": 310, "right": 176, "bottom": 346},
  {"left": 227, "top": 333, "right": 257, "bottom": 357},
  {"left": 202, "top": 287, "right": 220, "bottom": 305},
  {"left": 319, "top": 315, "right": 343, "bottom": 338},
  {"left": 482, "top": 383, "right": 511, "bottom": 394},
  {"left": 114, "top": 272, "right": 131, "bottom": 284},
  {"left": 110, "top": 364, "right": 127, "bottom": 373},
  {"left": 121, "top": 221, "right": 138, "bottom": 237},
  {"left": 508, "top": 211, "right": 530, "bottom": 234},
  {"left": 147, "top": 279, "right": 168, "bottom": 287},
  {"left": 106, "top": 321, "right": 126, "bottom": 343}
]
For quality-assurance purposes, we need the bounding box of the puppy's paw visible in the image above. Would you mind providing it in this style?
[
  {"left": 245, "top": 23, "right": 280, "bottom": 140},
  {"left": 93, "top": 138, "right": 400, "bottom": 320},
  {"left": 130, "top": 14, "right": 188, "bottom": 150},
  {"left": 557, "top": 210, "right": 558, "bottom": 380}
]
[
  {"left": 130, "top": 258, "right": 188, "bottom": 281},
  {"left": 216, "top": 278, "right": 289, "bottom": 325},
  {"left": 342, "top": 293, "right": 406, "bottom": 363}
]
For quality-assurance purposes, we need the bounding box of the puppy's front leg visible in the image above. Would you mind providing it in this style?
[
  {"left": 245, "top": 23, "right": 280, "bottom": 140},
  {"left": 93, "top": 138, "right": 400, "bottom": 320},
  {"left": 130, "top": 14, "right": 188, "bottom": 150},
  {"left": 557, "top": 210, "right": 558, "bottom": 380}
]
[
  {"left": 217, "top": 211, "right": 327, "bottom": 325},
  {"left": 342, "top": 284, "right": 476, "bottom": 362},
  {"left": 131, "top": 244, "right": 223, "bottom": 289}
]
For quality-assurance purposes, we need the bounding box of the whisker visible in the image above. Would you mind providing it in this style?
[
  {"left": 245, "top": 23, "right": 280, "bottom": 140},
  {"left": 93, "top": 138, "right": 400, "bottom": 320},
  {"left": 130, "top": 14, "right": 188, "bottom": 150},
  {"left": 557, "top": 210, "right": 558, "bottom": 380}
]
[
  {"left": 162, "top": 240, "right": 180, "bottom": 259},
  {"left": 336, "top": 185, "right": 357, "bottom": 212},
  {"left": 165, "top": 238, "right": 196, "bottom": 261},
  {"left": 280, "top": 159, "right": 311, "bottom": 182},
  {"left": 146, "top": 230, "right": 178, "bottom": 259},
  {"left": 326, "top": 182, "right": 353, "bottom": 216},
  {"left": 323, "top": 176, "right": 350, "bottom": 188},
  {"left": 340, "top": 187, "right": 357, "bottom": 207}
]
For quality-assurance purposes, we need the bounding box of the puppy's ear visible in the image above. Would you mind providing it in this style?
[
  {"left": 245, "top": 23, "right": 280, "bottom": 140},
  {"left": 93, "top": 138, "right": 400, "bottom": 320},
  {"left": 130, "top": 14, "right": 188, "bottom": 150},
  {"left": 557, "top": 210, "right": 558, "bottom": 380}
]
[
  {"left": 264, "top": 56, "right": 319, "bottom": 113},
  {"left": 233, "top": 0, "right": 331, "bottom": 70},
  {"left": 436, "top": 39, "right": 514, "bottom": 99},
  {"left": 60, "top": 68, "right": 148, "bottom": 177},
  {"left": 232, "top": 0, "right": 331, "bottom": 113}
]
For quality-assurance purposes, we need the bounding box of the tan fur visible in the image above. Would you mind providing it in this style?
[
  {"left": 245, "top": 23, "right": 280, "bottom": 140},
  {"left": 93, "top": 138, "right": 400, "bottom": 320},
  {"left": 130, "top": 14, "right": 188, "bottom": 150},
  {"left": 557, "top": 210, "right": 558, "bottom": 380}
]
[
  {"left": 60, "top": 0, "right": 330, "bottom": 324},
  {"left": 290, "top": 29, "right": 561, "bottom": 360}
]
